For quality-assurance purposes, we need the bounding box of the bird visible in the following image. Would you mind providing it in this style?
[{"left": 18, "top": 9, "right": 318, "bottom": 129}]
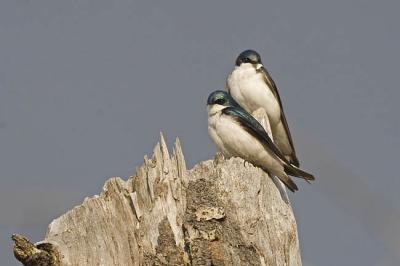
[
  {"left": 226, "top": 49, "right": 300, "bottom": 167},
  {"left": 207, "top": 90, "right": 314, "bottom": 192}
]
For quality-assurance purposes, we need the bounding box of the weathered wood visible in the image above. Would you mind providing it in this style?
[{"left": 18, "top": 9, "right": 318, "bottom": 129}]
[
  {"left": 12, "top": 133, "right": 302, "bottom": 266},
  {"left": 12, "top": 234, "right": 60, "bottom": 266}
]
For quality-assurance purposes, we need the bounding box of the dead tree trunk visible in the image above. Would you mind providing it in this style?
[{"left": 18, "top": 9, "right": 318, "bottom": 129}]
[{"left": 12, "top": 133, "right": 302, "bottom": 266}]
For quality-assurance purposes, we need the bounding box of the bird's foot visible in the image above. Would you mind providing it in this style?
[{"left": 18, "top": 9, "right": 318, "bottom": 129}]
[{"left": 213, "top": 152, "right": 225, "bottom": 165}]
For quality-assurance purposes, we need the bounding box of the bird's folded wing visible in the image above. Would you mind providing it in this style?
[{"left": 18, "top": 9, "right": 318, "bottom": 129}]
[
  {"left": 260, "top": 67, "right": 300, "bottom": 167},
  {"left": 222, "top": 106, "right": 315, "bottom": 181},
  {"left": 222, "top": 106, "right": 290, "bottom": 164}
]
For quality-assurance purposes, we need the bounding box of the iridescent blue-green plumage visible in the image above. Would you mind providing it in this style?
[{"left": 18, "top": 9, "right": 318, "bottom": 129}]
[
  {"left": 235, "top": 50, "right": 262, "bottom": 66},
  {"left": 222, "top": 107, "right": 286, "bottom": 163},
  {"left": 207, "top": 90, "right": 240, "bottom": 107}
]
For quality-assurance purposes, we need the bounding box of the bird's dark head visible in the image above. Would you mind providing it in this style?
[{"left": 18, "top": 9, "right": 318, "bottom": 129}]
[
  {"left": 207, "top": 90, "right": 238, "bottom": 107},
  {"left": 235, "top": 49, "right": 262, "bottom": 67}
]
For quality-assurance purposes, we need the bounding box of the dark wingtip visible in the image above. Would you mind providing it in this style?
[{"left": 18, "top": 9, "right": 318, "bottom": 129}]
[
  {"left": 301, "top": 170, "right": 315, "bottom": 180},
  {"left": 292, "top": 156, "right": 300, "bottom": 168},
  {"left": 287, "top": 179, "right": 299, "bottom": 192},
  {"left": 279, "top": 175, "right": 298, "bottom": 192},
  {"left": 284, "top": 164, "right": 315, "bottom": 181}
]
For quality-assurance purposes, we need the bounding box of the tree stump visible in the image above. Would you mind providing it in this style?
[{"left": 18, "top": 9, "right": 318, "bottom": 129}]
[{"left": 12, "top": 133, "right": 302, "bottom": 266}]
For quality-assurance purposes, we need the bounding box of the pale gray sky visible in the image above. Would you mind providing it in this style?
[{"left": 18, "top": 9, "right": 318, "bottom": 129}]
[{"left": 1, "top": 1, "right": 399, "bottom": 265}]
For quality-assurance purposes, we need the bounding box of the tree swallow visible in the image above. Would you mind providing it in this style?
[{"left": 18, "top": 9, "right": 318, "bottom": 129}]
[
  {"left": 226, "top": 50, "right": 300, "bottom": 167},
  {"left": 207, "top": 90, "right": 314, "bottom": 192}
]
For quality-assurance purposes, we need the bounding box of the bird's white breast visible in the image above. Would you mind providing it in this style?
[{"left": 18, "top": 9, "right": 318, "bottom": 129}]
[{"left": 227, "top": 64, "right": 281, "bottom": 125}]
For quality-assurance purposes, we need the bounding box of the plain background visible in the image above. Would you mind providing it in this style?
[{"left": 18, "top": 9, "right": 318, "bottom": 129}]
[{"left": 1, "top": 1, "right": 399, "bottom": 265}]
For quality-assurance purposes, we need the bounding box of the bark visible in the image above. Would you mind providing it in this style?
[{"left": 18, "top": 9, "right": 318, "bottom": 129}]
[{"left": 12, "top": 133, "right": 302, "bottom": 266}]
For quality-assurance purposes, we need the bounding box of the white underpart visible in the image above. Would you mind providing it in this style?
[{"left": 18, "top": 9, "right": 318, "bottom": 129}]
[
  {"left": 207, "top": 104, "right": 284, "bottom": 178},
  {"left": 227, "top": 63, "right": 281, "bottom": 126}
]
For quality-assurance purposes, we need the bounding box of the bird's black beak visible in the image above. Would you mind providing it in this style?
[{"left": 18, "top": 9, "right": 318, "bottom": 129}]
[{"left": 255, "top": 63, "right": 264, "bottom": 71}]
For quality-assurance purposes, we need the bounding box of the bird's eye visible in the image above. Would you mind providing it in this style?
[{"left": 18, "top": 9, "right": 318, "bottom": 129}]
[
  {"left": 249, "top": 57, "right": 256, "bottom": 63},
  {"left": 215, "top": 98, "right": 225, "bottom": 105}
]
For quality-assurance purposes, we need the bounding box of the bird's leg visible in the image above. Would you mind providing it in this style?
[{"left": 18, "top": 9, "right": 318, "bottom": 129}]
[{"left": 213, "top": 152, "right": 225, "bottom": 165}]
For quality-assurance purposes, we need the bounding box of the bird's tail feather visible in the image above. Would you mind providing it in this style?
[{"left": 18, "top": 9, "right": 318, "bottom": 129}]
[
  {"left": 271, "top": 175, "right": 291, "bottom": 204},
  {"left": 275, "top": 172, "right": 298, "bottom": 192},
  {"left": 284, "top": 164, "right": 315, "bottom": 181}
]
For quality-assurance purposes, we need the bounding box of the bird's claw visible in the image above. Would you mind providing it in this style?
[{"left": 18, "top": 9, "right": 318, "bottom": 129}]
[{"left": 214, "top": 152, "right": 225, "bottom": 165}]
